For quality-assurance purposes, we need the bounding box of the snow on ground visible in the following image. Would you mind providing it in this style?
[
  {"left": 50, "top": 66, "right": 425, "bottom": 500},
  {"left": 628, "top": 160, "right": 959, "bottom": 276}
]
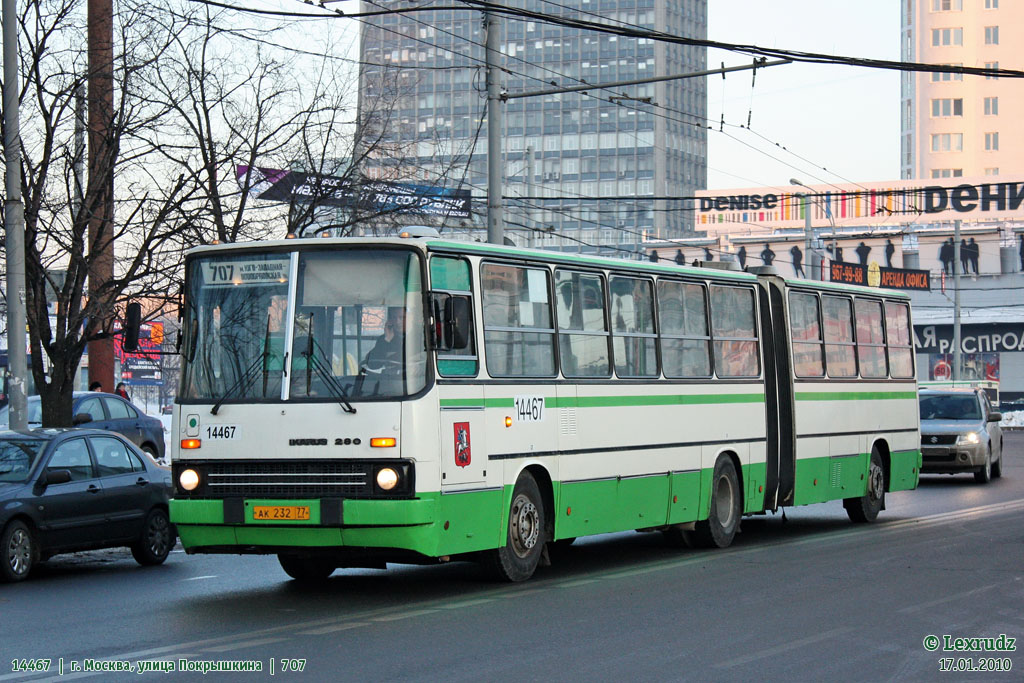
[{"left": 1001, "top": 410, "right": 1024, "bottom": 428}]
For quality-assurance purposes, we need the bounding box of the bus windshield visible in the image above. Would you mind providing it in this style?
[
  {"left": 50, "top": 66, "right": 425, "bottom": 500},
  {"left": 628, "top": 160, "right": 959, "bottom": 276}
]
[{"left": 180, "top": 248, "right": 426, "bottom": 403}]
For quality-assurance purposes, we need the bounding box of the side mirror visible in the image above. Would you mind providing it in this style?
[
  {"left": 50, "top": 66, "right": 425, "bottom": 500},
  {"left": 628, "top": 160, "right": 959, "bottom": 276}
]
[
  {"left": 445, "top": 296, "right": 472, "bottom": 350},
  {"left": 72, "top": 413, "right": 93, "bottom": 426},
  {"left": 987, "top": 412, "right": 1002, "bottom": 423},
  {"left": 42, "top": 469, "right": 72, "bottom": 486}
]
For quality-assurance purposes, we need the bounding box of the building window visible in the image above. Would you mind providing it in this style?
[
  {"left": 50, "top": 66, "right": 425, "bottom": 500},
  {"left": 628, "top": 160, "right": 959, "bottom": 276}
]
[
  {"left": 930, "top": 133, "right": 963, "bottom": 152},
  {"left": 931, "top": 0, "right": 963, "bottom": 9},
  {"left": 984, "top": 97, "right": 999, "bottom": 115},
  {"left": 930, "top": 98, "right": 963, "bottom": 117},
  {"left": 985, "top": 0, "right": 998, "bottom": 8},
  {"left": 930, "top": 169, "right": 963, "bottom": 178},
  {"left": 931, "top": 63, "right": 963, "bottom": 82},
  {"left": 985, "top": 168, "right": 999, "bottom": 176},
  {"left": 984, "top": 132, "right": 999, "bottom": 151},
  {"left": 985, "top": 61, "right": 999, "bottom": 80},
  {"left": 931, "top": 28, "right": 963, "bottom": 46},
  {"left": 984, "top": 26, "right": 999, "bottom": 44}
]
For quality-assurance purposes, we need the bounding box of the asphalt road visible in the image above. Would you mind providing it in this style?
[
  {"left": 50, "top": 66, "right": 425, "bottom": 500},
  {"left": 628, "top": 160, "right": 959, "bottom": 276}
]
[{"left": 3, "top": 433, "right": 1023, "bottom": 682}]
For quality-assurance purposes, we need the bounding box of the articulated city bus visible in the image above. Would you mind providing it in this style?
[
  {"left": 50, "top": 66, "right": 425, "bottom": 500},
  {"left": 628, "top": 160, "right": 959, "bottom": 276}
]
[{"left": 168, "top": 235, "right": 920, "bottom": 581}]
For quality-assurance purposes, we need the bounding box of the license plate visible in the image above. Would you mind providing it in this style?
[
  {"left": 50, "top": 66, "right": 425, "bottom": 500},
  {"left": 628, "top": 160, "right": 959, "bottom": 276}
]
[
  {"left": 204, "top": 424, "right": 239, "bottom": 440},
  {"left": 252, "top": 505, "right": 310, "bottom": 521}
]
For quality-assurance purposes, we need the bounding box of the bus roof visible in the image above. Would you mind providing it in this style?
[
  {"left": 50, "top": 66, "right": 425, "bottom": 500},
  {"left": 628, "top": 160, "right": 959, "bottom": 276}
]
[{"left": 185, "top": 236, "right": 910, "bottom": 299}]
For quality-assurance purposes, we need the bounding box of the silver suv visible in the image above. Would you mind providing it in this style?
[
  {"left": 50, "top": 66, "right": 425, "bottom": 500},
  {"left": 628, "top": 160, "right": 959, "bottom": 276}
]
[{"left": 919, "top": 387, "right": 1003, "bottom": 483}]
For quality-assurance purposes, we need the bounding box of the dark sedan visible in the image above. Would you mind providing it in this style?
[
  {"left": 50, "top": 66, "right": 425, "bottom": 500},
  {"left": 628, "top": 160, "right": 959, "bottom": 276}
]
[
  {"left": 0, "top": 392, "right": 166, "bottom": 463},
  {"left": 0, "top": 428, "right": 174, "bottom": 582}
]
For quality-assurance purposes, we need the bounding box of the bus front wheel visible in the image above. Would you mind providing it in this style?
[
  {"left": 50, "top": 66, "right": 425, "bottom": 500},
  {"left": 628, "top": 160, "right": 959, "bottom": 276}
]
[
  {"left": 485, "top": 471, "right": 546, "bottom": 582},
  {"left": 844, "top": 447, "right": 885, "bottom": 523},
  {"left": 278, "top": 554, "right": 335, "bottom": 582},
  {"left": 691, "top": 456, "right": 741, "bottom": 549}
]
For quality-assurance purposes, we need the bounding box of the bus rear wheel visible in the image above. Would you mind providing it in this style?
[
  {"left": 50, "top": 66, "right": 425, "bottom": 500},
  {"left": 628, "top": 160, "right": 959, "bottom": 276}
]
[
  {"left": 844, "top": 446, "right": 885, "bottom": 523},
  {"left": 484, "top": 471, "right": 546, "bottom": 582},
  {"left": 691, "top": 456, "right": 741, "bottom": 549},
  {"left": 278, "top": 554, "right": 335, "bottom": 582}
]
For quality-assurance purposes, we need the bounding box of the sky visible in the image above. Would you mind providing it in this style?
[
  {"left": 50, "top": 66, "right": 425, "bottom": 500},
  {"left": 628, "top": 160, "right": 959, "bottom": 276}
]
[{"left": 253, "top": 0, "right": 902, "bottom": 192}]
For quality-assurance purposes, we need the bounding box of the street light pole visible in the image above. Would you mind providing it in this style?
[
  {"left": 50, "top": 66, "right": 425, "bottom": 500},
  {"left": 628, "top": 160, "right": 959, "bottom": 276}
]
[
  {"left": 3, "top": 0, "right": 30, "bottom": 429},
  {"left": 484, "top": 11, "right": 503, "bottom": 246},
  {"left": 790, "top": 179, "right": 815, "bottom": 280}
]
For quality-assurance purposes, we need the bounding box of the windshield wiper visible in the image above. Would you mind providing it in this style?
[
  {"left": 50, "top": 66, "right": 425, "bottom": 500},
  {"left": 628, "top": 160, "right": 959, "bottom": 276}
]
[
  {"left": 211, "top": 313, "right": 274, "bottom": 416},
  {"left": 302, "top": 314, "right": 356, "bottom": 414}
]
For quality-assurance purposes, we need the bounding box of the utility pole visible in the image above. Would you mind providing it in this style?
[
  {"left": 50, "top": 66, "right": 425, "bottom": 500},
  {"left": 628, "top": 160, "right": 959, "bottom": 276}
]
[
  {"left": 484, "top": 11, "right": 503, "bottom": 246},
  {"left": 526, "top": 145, "right": 535, "bottom": 248},
  {"left": 3, "top": 0, "right": 29, "bottom": 429},
  {"left": 790, "top": 179, "right": 815, "bottom": 280},
  {"left": 953, "top": 219, "right": 962, "bottom": 381},
  {"left": 87, "top": 0, "right": 115, "bottom": 392}
]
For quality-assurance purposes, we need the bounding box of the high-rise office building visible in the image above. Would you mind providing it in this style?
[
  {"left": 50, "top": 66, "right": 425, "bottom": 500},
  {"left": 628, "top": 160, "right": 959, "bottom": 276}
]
[
  {"left": 358, "top": 1, "right": 707, "bottom": 245},
  {"left": 901, "top": 0, "right": 1022, "bottom": 180}
]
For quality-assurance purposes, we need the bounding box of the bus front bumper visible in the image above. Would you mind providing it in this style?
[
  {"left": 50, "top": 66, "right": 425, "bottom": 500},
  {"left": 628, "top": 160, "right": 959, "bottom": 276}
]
[{"left": 170, "top": 497, "right": 439, "bottom": 555}]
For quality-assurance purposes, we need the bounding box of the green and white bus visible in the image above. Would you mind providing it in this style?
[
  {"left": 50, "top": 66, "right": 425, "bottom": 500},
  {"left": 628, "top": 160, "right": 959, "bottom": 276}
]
[{"left": 168, "top": 235, "right": 920, "bottom": 581}]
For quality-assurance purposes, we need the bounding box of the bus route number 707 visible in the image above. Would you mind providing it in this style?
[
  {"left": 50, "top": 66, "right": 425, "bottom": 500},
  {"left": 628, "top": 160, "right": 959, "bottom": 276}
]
[{"left": 514, "top": 395, "right": 545, "bottom": 423}]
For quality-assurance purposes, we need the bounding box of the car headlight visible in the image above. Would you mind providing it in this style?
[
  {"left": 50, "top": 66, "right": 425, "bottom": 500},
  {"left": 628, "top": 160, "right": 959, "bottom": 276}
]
[
  {"left": 958, "top": 431, "right": 981, "bottom": 445},
  {"left": 376, "top": 467, "right": 399, "bottom": 491},
  {"left": 179, "top": 468, "right": 200, "bottom": 491}
]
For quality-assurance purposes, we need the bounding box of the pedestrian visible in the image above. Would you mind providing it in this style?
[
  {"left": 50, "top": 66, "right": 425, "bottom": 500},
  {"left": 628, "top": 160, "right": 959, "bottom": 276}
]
[
  {"left": 115, "top": 382, "right": 130, "bottom": 401},
  {"left": 760, "top": 243, "right": 775, "bottom": 266},
  {"left": 939, "top": 238, "right": 953, "bottom": 275},
  {"left": 885, "top": 239, "right": 895, "bottom": 268},
  {"left": 855, "top": 242, "right": 871, "bottom": 266},
  {"left": 674, "top": 249, "right": 685, "bottom": 265},
  {"left": 89, "top": 381, "right": 102, "bottom": 392},
  {"left": 1020, "top": 234, "right": 1024, "bottom": 271},
  {"left": 703, "top": 247, "right": 714, "bottom": 261},
  {"left": 959, "top": 238, "right": 969, "bottom": 274},
  {"left": 790, "top": 245, "right": 805, "bottom": 278},
  {"left": 967, "top": 238, "right": 979, "bottom": 274},
  {"left": 736, "top": 245, "right": 747, "bottom": 269}
]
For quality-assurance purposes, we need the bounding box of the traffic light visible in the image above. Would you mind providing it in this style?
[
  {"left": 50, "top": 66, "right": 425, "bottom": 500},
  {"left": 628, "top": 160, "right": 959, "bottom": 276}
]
[{"left": 124, "top": 303, "right": 141, "bottom": 352}]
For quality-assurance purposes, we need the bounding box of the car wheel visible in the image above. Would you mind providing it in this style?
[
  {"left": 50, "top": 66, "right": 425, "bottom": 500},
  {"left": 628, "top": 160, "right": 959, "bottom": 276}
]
[
  {"left": 141, "top": 444, "right": 166, "bottom": 466},
  {"left": 278, "top": 555, "right": 335, "bottom": 582},
  {"left": 844, "top": 446, "right": 885, "bottom": 523},
  {"left": 691, "top": 456, "right": 742, "bottom": 548},
  {"left": 131, "top": 508, "right": 174, "bottom": 566},
  {"left": 974, "top": 447, "right": 992, "bottom": 484},
  {"left": 991, "top": 445, "right": 1002, "bottom": 479},
  {"left": 484, "top": 471, "right": 546, "bottom": 581},
  {"left": 1, "top": 520, "right": 36, "bottom": 583}
]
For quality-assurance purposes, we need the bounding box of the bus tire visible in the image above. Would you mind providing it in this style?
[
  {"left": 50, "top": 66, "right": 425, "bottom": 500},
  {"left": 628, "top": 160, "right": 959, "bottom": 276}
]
[
  {"left": 485, "top": 471, "right": 545, "bottom": 582},
  {"left": 844, "top": 446, "right": 885, "bottom": 523},
  {"left": 278, "top": 554, "right": 335, "bottom": 582},
  {"left": 692, "top": 456, "right": 741, "bottom": 549}
]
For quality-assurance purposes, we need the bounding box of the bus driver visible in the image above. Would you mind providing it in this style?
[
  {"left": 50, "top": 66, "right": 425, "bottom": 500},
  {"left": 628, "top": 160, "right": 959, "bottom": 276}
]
[{"left": 364, "top": 307, "right": 405, "bottom": 367}]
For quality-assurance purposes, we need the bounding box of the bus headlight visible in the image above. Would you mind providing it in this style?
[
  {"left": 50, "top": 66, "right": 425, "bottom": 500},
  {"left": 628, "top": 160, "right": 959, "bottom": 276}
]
[
  {"left": 376, "top": 467, "right": 399, "bottom": 491},
  {"left": 179, "top": 468, "right": 200, "bottom": 491},
  {"left": 958, "top": 431, "right": 981, "bottom": 445}
]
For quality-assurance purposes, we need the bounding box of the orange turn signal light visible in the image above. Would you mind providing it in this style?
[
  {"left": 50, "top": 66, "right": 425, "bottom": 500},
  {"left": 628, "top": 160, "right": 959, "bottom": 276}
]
[
  {"left": 370, "top": 437, "right": 396, "bottom": 448},
  {"left": 505, "top": 416, "right": 512, "bottom": 428},
  {"left": 181, "top": 438, "right": 201, "bottom": 449}
]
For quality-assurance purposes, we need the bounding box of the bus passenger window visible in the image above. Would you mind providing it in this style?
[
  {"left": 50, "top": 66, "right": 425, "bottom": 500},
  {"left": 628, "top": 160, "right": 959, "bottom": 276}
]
[
  {"left": 555, "top": 270, "right": 610, "bottom": 377},
  {"left": 658, "top": 280, "right": 711, "bottom": 378},
  {"left": 822, "top": 295, "right": 857, "bottom": 378},
  {"left": 609, "top": 276, "right": 657, "bottom": 377},
  {"left": 885, "top": 302, "right": 914, "bottom": 378},
  {"left": 855, "top": 299, "right": 887, "bottom": 378},
  {"left": 710, "top": 285, "right": 760, "bottom": 378},
  {"left": 482, "top": 263, "right": 555, "bottom": 377},
  {"left": 789, "top": 292, "right": 824, "bottom": 377}
]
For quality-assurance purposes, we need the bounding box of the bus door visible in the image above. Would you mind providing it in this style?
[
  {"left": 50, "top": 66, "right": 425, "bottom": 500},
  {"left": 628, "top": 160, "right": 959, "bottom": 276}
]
[
  {"left": 440, "top": 390, "right": 487, "bottom": 488},
  {"left": 757, "top": 276, "right": 795, "bottom": 509}
]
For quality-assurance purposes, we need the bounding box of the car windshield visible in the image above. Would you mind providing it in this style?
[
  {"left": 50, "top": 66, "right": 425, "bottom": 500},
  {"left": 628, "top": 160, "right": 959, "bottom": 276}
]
[
  {"left": 180, "top": 247, "right": 426, "bottom": 402},
  {"left": 0, "top": 399, "right": 43, "bottom": 428},
  {"left": 0, "top": 438, "right": 47, "bottom": 482},
  {"left": 919, "top": 394, "right": 982, "bottom": 421}
]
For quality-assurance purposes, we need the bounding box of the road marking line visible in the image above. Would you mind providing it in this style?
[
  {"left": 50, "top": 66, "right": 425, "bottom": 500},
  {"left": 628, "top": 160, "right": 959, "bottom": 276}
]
[
  {"left": 714, "top": 627, "right": 854, "bottom": 668},
  {"left": 555, "top": 578, "right": 599, "bottom": 588},
  {"left": 297, "top": 622, "right": 370, "bottom": 635},
  {"left": 202, "top": 637, "right": 288, "bottom": 653},
  {"left": 437, "top": 598, "right": 495, "bottom": 609},
  {"left": 181, "top": 575, "right": 217, "bottom": 581},
  {"left": 897, "top": 583, "right": 1000, "bottom": 613},
  {"left": 371, "top": 609, "right": 438, "bottom": 622}
]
